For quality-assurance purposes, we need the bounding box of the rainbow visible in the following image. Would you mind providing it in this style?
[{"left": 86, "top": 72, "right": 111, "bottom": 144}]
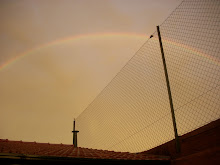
[
  {"left": 0, "top": 32, "right": 219, "bottom": 71},
  {"left": 151, "top": 37, "right": 220, "bottom": 67},
  {"left": 0, "top": 33, "right": 146, "bottom": 71}
]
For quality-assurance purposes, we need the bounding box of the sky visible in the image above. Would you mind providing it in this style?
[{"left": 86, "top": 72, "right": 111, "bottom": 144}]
[{"left": 0, "top": 0, "right": 182, "bottom": 144}]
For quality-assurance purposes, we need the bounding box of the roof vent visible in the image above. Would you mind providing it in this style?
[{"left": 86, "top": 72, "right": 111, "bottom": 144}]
[{"left": 72, "top": 119, "right": 79, "bottom": 147}]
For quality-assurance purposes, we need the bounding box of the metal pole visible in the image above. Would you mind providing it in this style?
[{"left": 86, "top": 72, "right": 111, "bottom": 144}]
[
  {"left": 74, "top": 119, "right": 76, "bottom": 131},
  {"left": 73, "top": 120, "right": 75, "bottom": 145},
  {"left": 157, "top": 26, "right": 180, "bottom": 153},
  {"left": 72, "top": 119, "right": 79, "bottom": 147}
]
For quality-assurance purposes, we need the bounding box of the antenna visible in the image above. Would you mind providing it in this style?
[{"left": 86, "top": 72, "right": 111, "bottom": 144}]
[{"left": 73, "top": 118, "right": 75, "bottom": 131}]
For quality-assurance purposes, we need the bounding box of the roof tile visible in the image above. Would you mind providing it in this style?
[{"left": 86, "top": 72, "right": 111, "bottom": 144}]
[{"left": 0, "top": 139, "right": 170, "bottom": 161}]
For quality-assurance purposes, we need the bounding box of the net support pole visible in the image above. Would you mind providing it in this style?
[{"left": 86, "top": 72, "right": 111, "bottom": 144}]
[{"left": 157, "top": 25, "right": 180, "bottom": 153}]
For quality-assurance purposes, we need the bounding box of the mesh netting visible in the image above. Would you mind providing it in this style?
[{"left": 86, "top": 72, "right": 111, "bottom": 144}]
[{"left": 76, "top": 0, "right": 220, "bottom": 153}]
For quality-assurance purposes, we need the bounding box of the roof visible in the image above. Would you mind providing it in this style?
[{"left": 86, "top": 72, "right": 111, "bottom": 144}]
[{"left": 0, "top": 139, "right": 169, "bottom": 163}]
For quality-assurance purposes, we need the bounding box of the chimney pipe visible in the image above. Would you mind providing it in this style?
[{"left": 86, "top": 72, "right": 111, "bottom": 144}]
[{"left": 72, "top": 119, "right": 79, "bottom": 147}]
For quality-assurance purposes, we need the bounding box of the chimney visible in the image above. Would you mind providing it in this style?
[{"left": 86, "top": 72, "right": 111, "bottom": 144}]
[{"left": 72, "top": 119, "right": 79, "bottom": 147}]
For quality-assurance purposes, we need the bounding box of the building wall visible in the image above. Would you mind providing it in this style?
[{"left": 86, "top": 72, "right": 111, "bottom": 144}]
[{"left": 142, "top": 119, "right": 220, "bottom": 165}]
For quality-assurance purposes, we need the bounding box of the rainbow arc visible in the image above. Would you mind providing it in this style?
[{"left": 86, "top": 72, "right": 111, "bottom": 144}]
[{"left": 0, "top": 33, "right": 219, "bottom": 71}]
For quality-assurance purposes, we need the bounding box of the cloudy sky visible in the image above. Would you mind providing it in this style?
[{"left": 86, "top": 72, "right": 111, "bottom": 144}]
[{"left": 0, "top": 0, "right": 182, "bottom": 144}]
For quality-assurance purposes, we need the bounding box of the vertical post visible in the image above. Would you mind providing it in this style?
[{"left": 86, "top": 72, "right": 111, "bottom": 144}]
[
  {"left": 73, "top": 119, "right": 75, "bottom": 145},
  {"left": 157, "top": 26, "right": 180, "bottom": 153},
  {"left": 72, "top": 119, "right": 79, "bottom": 147},
  {"left": 73, "top": 119, "right": 76, "bottom": 132}
]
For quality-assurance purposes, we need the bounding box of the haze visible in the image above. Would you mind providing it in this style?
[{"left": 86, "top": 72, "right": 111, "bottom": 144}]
[{"left": 0, "top": 0, "right": 182, "bottom": 144}]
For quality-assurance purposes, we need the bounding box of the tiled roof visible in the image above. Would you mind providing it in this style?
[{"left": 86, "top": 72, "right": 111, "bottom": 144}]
[{"left": 0, "top": 139, "right": 169, "bottom": 161}]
